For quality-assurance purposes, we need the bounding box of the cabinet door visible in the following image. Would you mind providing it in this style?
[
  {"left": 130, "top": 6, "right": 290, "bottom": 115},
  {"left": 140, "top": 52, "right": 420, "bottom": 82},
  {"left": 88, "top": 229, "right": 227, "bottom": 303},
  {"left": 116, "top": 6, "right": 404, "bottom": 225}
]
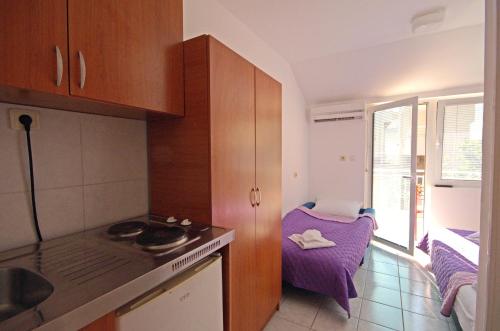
[
  {"left": 68, "top": 0, "right": 183, "bottom": 114},
  {"left": 255, "top": 68, "right": 282, "bottom": 330},
  {"left": 208, "top": 37, "right": 257, "bottom": 331},
  {"left": 0, "top": 0, "right": 69, "bottom": 94}
]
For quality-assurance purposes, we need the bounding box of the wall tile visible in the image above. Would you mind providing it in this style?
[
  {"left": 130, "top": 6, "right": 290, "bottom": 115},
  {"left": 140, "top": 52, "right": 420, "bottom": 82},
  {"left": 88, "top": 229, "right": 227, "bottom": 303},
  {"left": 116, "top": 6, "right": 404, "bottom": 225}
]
[
  {"left": 37, "top": 187, "right": 84, "bottom": 240},
  {"left": 0, "top": 104, "right": 30, "bottom": 193},
  {"left": 0, "top": 192, "right": 37, "bottom": 251},
  {"left": 81, "top": 115, "right": 147, "bottom": 185},
  {"left": 0, "top": 103, "right": 149, "bottom": 252},
  {"left": 84, "top": 180, "right": 149, "bottom": 229},
  {"left": 0, "top": 103, "right": 83, "bottom": 193},
  {"left": 31, "top": 107, "right": 83, "bottom": 190}
]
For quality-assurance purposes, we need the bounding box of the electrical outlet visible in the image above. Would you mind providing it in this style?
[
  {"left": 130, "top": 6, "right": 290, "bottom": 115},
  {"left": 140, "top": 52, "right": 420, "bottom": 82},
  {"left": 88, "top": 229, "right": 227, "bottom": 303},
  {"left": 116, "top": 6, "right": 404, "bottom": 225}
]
[{"left": 9, "top": 109, "right": 40, "bottom": 130}]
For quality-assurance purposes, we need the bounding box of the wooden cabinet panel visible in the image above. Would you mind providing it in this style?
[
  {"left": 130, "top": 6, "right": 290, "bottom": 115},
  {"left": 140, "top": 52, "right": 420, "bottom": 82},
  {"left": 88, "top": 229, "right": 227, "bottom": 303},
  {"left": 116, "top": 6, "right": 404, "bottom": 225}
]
[
  {"left": 68, "top": 0, "right": 183, "bottom": 114},
  {"left": 0, "top": 0, "right": 69, "bottom": 95},
  {"left": 149, "top": 36, "right": 212, "bottom": 223},
  {"left": 149, "top": 35, "right": 282, "bottom": 331},
  {"left": 79, "top": 312, "right": 116, "bottom": 331},
  {"left": 208, "top": 37, "right": 257, "bottom": 331},
  {"left": 255, "top": 68, "right": 283, "bottom": 330}
]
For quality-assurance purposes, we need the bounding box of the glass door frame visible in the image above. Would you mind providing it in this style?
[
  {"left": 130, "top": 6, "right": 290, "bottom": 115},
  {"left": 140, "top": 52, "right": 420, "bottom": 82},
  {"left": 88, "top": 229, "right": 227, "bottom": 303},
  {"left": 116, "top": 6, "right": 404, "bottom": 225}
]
[{"left": 366, "top": 97, "right": 418, "bottom": 255}]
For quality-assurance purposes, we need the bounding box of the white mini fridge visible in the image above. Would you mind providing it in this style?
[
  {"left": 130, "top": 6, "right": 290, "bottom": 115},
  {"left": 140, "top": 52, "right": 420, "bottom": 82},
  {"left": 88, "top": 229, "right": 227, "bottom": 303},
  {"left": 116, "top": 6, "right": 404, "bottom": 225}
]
[{"left": 116, "top": 256, "right": 223, "bottom": 331}]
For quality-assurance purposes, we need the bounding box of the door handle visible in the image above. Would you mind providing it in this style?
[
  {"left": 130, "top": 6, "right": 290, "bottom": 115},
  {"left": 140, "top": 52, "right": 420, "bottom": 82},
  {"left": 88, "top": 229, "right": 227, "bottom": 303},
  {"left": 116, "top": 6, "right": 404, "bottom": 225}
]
[
  {"left": 55, "top": 46, "right": 63, "bottom": 87},
  {"left": 78, "top": 51, "right": 86, "bottom": 89},
  {"left": 255, "top": 187, "right": 261, "bottom": 206},
  {"left": 250, "top": 188, "right": 256, "bottom": 207}
]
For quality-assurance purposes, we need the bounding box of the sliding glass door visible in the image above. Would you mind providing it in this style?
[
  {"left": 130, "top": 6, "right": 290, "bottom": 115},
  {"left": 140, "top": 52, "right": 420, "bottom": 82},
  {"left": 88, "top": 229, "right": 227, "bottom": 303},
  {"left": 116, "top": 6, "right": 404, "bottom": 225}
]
[{"left": 369, "top": 97, "right": 418, "bottom": 253}]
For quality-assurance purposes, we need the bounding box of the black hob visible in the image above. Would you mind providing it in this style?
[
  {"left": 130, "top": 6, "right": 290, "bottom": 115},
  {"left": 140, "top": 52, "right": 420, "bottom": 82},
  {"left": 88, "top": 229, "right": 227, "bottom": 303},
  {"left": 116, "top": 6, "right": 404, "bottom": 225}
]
[{"left": 105, "top": 216, "right": 209, "bottom": 256}]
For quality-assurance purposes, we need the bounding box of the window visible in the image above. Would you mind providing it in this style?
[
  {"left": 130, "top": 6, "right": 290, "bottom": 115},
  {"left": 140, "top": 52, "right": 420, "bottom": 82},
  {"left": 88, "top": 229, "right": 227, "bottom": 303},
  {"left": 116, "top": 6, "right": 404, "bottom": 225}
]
[{"left": 437, "top": 98, "right": 483, "bottom": 182}]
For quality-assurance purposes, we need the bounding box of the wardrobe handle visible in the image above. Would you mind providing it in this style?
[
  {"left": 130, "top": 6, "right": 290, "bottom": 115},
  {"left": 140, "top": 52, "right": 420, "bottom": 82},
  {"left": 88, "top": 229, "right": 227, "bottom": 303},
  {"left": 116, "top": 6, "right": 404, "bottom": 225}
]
[
  {"left": 55, "top": 46, "right": 63, "bottom": 87},
  {"left": 78, "top": 51, "right": 86, "bottom": 89},
  {"left": 256, "top": 187, "right": 261, "bottom": 206},
  {"left": 250, "top": 188, "right": 256, "bottom": 207}
]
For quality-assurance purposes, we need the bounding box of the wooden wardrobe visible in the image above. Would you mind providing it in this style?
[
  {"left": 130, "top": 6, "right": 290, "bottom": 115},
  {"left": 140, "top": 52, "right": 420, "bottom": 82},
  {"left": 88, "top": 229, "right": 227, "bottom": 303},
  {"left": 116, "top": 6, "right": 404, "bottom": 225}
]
[{"left": 148, "top": 35, "right": 282, "bottom": 331}]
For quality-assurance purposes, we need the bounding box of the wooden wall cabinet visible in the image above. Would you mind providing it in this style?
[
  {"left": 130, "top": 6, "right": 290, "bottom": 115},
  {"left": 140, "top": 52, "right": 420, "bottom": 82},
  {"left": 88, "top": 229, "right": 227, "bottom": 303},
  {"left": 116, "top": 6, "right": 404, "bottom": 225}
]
[
  {"left": 149, "top": 35, "right": 282, "bottom": 331},
  {"left": 0, "top": 0, "right": 69, "bottom": 95},
  {"left": 0, "top": 0, "right": 183, "bottom": 118}
]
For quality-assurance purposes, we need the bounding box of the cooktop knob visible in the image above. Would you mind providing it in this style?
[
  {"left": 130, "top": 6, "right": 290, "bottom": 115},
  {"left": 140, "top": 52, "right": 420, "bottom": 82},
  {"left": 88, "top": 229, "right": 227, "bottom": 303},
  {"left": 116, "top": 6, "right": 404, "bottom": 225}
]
[
  {"left": 180, "top": 219, "right": 192, "bottom": 226},
  {"left": 166, "top": 216, "right": 177, "bottom": 223}
]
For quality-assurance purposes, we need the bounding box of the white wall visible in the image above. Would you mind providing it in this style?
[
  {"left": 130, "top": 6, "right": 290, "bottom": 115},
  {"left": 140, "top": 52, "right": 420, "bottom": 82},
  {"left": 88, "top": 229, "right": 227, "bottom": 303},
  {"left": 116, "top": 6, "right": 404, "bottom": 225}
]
[
  {"left": 427, "top": 187, "right": 481, "bottom": 231},
  {"left": 309, "top": 118, "right": 365, "bottom": 203},
  {"left": 184, "top": 0, "right": 309, "bottom": 214}
]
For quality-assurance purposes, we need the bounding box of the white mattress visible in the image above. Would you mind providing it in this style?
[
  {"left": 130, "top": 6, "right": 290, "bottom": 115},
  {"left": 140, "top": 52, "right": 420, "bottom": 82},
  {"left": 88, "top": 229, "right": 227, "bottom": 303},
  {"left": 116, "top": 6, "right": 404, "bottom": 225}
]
[{"left": 454, "top": 284, "right": 476, "bottom": 331}]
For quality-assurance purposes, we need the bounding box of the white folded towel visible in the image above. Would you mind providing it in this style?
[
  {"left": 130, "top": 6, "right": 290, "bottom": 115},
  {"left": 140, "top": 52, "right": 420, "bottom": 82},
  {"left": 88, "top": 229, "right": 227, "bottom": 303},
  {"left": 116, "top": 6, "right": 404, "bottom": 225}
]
[{"left": 288, "top": 229, "right": 336, "bottom": 250}]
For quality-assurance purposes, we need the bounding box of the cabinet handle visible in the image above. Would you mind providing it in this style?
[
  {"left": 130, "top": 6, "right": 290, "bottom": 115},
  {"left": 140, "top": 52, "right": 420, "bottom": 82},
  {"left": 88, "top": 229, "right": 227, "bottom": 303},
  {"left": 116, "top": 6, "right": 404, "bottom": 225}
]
[
  {"left": 78, "top": 51, "right": 86, "bottom": 89},
  {"left": 256, "top": 187, "right": 261, "bottom": 206},
  {"left": 250, "top": 188, "right": 256, "bottom": 207},
  {"left": 55, "top": 46, "right": 63, "bottom": 87}
]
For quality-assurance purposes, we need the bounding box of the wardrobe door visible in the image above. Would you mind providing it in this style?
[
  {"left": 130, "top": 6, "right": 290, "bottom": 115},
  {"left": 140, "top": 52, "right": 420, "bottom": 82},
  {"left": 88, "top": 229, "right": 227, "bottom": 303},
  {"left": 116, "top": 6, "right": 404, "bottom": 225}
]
[
  {"left": 208, "top": 37, "right": 257, "bottom": 331},
  {"left": 255, "top": 68, "right": 283, "bottom": 330},
  {"left": 0, "top": 0, "right": 69, "bottom": 95}
]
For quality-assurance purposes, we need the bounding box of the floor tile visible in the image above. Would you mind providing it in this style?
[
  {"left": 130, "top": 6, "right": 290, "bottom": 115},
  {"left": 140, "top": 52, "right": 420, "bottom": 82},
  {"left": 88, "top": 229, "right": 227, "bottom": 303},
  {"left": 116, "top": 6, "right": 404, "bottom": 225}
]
[
  {"left": 267, "top": 246, "right": 455, "bottom": 331},
  {"left": 363, "top": 285, "right": 402, "bottom": 308},
  {"left": 365, "top": 271, "right": 400, "bottom": 291},
  {"left": 353, "top": 268, "right": 367, "bottom": 297},
  {"left": 400, "top": 278, "right": 441, "bottom": 301},
  {"left": 370, "top": 249, "right": 399, "bottom": 265},
  {"left": 397, "top": 257, "right": 415, "bottom": 267},
  {"left": 367, "top": 261, "right": 399, "bottom": 276},
  {"left": 312, "top": 303, "right": 358, "bottom": 331},
  {"left": 276, "top": 289, "right": 323, "bottom": 327},
  {"left": 398, "top": 265, "right": 428, "bottom": 282},
  {"left": 403, "top": 310, "right": 449, "bottom": 331},
  {"left": 401, "top": 292, "right": 446, "bottom": 320},
  {"left": 448, "top": 319, "right": 460, "bottom": 331},
  {"left": 320, "top": 297, "right": 362, "bottom": 319},
  {"left": 359, "top": 300, "right": 403, "bottom": 330},
  {"left": 357, "top": 320, "right": 394, "bottom": 331},
  {"left": 264, "top": 314, "right": 310, "bottom": 331}
]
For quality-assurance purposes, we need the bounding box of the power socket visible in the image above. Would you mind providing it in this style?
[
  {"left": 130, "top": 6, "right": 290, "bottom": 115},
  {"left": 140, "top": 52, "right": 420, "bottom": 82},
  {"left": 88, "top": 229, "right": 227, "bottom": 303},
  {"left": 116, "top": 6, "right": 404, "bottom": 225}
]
[{"left": 9, "top": 109, "right": 40, "bottom": 130}]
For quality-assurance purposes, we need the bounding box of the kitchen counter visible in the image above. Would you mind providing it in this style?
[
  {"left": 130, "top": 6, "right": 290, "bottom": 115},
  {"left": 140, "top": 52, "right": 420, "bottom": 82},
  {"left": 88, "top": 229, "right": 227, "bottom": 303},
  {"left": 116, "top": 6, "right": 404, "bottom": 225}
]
[{"left": 0, "top": 216, "right": 234, "bottom": 331}]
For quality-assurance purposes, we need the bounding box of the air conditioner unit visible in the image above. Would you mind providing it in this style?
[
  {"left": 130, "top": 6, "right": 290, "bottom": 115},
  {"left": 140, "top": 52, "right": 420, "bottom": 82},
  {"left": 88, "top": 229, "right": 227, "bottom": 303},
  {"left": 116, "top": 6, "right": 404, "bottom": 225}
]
[{"left": 310, "top": 102, "right": 365, "bottom": 123}]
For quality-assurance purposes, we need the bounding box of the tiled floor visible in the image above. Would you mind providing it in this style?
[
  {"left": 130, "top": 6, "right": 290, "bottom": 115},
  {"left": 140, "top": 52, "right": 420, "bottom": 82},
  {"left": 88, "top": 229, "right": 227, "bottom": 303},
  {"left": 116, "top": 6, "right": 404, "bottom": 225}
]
[{"left": 264, "top": 243, "right": 460, "bottom": 331}]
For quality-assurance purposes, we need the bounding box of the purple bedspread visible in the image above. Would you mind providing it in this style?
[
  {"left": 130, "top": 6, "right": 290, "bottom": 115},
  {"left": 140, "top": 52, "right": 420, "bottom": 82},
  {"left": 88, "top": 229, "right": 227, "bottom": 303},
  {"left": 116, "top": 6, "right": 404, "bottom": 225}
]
[
  {"left": 282, "top": 208, "right": 374, "bottom": 315},
  {"left": 417, "top": 228, "right": 478, "bottom": 316},
  {"left": 431, "top": 237, "right": 478, "bottom": 298}
]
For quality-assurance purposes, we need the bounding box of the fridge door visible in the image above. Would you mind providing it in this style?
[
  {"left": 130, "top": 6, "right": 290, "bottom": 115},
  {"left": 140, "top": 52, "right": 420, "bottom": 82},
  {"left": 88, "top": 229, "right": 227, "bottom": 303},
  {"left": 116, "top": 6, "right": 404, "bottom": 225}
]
[{"left": 116, "top": 256, "right": 223, "bottom": 331}]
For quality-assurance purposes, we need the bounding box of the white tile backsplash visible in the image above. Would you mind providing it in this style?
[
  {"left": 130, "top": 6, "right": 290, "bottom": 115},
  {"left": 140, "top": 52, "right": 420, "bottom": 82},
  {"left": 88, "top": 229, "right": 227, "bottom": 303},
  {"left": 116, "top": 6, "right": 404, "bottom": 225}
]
[
  {"left": 84, "top": 179, "right": 148, "bottom": 229},
  {"left": 0, "top": 108, "right": 29, "bottom": 194},
  {"left": 0, "top": 192, "right": 37, "bottom": 251},
  {"left": 37, "top": 187, "right": 85, "bottom": 240},
  {"left": 0, "top": 103, "right": 149, "bottom": 251},
  {"left": 81, "top": 115, "right": 148, "bottom": 185}
]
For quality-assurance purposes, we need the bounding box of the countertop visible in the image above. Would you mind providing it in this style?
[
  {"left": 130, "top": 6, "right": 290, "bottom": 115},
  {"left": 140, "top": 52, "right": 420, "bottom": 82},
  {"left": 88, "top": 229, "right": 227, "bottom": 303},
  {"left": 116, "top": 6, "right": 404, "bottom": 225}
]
[{"left": 0, "top": 216, "right": 234, "bottom": 331}]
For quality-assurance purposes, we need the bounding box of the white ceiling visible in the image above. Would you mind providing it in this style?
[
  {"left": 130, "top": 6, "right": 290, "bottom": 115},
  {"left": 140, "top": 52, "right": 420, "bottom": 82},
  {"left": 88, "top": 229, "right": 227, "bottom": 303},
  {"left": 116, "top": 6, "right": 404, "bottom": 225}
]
[{"left": 216, "top": 0, "right": 485, "bottom": 104}]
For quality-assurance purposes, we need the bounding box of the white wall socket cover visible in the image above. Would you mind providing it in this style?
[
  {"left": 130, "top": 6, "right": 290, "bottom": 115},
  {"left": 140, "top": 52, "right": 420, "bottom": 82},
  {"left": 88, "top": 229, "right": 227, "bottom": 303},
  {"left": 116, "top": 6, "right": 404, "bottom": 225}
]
[{"left": 9, "top": 109, "right": 40, "bottom": 130}]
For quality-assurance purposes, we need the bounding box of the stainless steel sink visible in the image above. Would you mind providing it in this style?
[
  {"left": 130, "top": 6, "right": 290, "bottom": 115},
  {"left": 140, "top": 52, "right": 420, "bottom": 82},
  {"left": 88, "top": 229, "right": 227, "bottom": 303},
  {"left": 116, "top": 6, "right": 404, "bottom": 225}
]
[{"left": 0, "top": 268, "right": 53, "bottom": 322}]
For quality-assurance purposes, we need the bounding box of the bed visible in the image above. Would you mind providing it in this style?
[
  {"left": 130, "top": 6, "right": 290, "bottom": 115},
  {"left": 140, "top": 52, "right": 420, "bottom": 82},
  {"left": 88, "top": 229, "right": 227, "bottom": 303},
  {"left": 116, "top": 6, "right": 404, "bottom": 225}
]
[
  {"left": 281, "top": 206, "right": 375, "bottom": 315},
  {"left": 417, "top": 227, "right": 479, "bottom": 331}
]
